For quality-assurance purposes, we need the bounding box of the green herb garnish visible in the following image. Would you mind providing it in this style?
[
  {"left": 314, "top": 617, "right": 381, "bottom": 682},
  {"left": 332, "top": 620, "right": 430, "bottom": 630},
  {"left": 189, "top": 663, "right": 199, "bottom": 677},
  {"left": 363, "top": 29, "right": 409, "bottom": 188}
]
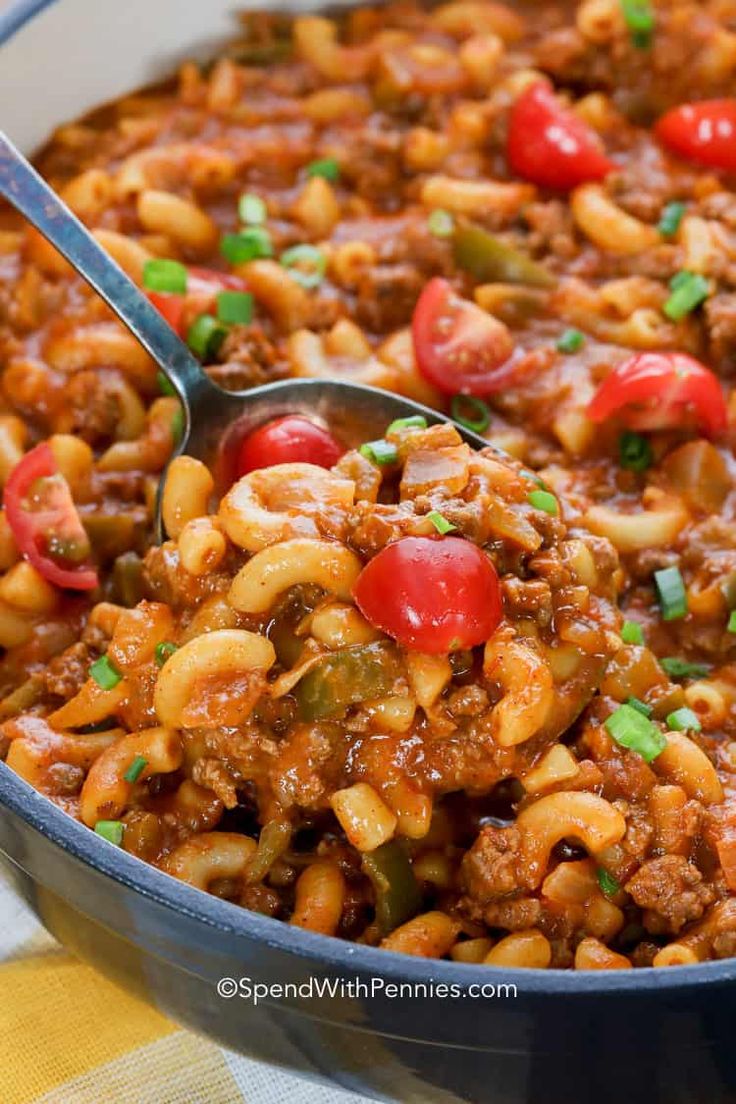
[
  {"left": 654, "top": 566, "right": 687, "bottom": 621},
  {"left": 527, "top": 489, "right": 558, "bottom": 516},
  {"left": 605, "top": 702, "right": 666, "bottom": 763},
  {"left": 124, "top": 756, "right": 148, "bottom": 784},
  {"left": 89, "top": 655, "right": 122, "bottom": 690},
  {"left": 142, "top": 258, "right": 187, "bottom": 294},
  {"left": 556, "top": 328, "right": 585, "bottom": 354}
]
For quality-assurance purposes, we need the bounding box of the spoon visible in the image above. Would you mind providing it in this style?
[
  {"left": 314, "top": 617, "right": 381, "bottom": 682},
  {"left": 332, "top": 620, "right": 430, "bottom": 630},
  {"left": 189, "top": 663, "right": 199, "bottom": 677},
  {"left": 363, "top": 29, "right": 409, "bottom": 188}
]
[{"left": 0, "top": 130, "right": 489, "bottom": 534}]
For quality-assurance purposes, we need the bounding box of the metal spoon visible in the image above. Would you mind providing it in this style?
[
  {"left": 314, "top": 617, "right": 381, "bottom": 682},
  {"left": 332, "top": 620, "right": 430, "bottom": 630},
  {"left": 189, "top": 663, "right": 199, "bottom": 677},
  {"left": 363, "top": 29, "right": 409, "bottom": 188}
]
[{"left": 0, "top": 130, "right": 488, "bottom": 534}]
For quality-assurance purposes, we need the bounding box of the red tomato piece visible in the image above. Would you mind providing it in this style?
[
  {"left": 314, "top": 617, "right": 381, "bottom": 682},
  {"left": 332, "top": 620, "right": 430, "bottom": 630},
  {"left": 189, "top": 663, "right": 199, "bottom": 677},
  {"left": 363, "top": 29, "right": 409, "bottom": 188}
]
[
  {"left": 508, "top": 82, "right": 614, "bottom": 190},
  {"left": 4, "top": 443, "right": 98, "bottom": 591},
  {"left": 353, "top": 536, "right": 503, "bottom": 653},
  {"left": 656, "top": 100, "right": 736, "bottom": 173},
  {"left": 187, "top": 267, "right": 250, "bottom": 295},
  {"left": 412, "top": 277, "right": 516, "bottom": 396},
  {"left": 236, "top": 416, "right": 345, "bottom": 476},
  {"left": 146, "top": 266, "right": 249, "bottom": 336},
  {"left": 146, "top": 290, "right": 185, "bottom": 334},
  {"left": 587, "top": 352, "right": 728, "bottom": 438}
]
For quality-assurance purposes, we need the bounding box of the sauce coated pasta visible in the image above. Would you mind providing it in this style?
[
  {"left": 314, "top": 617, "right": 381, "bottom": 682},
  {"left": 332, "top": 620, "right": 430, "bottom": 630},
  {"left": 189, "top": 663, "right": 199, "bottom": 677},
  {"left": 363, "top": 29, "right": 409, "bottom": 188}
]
[{"left": 4, "top": 0, "right": 736, "bottom": 968}]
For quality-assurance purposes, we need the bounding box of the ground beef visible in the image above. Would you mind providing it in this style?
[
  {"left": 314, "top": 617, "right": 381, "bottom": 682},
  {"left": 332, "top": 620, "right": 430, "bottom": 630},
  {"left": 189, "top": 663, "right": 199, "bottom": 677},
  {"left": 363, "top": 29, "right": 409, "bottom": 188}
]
[
  {"left": 706, "top": 293, "right": 736, "bottom": 375},
  {"left": 625, "top": 855, "right": 716, "bottom": 934},
  {"left": 354, "top": 264, "right": 424, "bottom": 333},
  {"left": 461, "top": 825, "right": 530, "bottom": 904},
  {"left": 192, "top": 758, "right": 242, "bottom": 809},
  {"left": 43, "top": 642, "right": 92, "bottom": 701},
  {"left": 52, "top": 368, "right": 125, "bottom": 444},
  {"left": 481, "top": 896, "right": 542, "bottom": 931},
  {"left": 210, "top": 323, "right": 289, "bottom": 390}
]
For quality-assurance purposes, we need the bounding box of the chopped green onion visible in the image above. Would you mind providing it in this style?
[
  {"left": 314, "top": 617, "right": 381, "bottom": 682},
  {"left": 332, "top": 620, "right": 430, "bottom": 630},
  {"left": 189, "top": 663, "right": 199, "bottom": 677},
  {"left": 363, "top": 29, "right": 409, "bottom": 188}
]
[
  {"left": 216, "top": 290, "right": 254, "bottom": 325},
  {"left": 728, "top": 610, "right": 736, "bottom": 634},
  {"left": 658, "top": 201, "right": 686, "bottom": 238},
  {"left": 666, "top": 707, "right": 702, "bottom": 733},
  {"left": 142, "top": 258, "right": 187, "bottom": 294},
  {"left": 305, "top": 158, "right": 340, "bottom": 181},
  {"left": 89, "top": 655, "right": 122, "bottom": 690},
  {"left": 427, "top": 511, "right": 456, "bottom": 535},
  {"left": 155, "top": 641, "right": 178, "bottom": 667},
  {"left": 669, "top": 270, "right": 691, "bottom": 292},
  {"left": 597, "top": 868, "right": 621, "bottom": 897},
  {"left": 220, "top": 227, "right": 273, "bottom": 265},
  {"left": 95, "top": 820, "right": 125, "bottom": 846},
  {"left": 660, "top": 656, "right": 710, "bottom": 680},
  {"left": 157, "top": 371, "right": 176, "bottom": 397},
  {"left": 605, "top": 703, "right": 666, "bottom": 763},
  {"left": 527, "top": 489, "right": 558, "bottom": 516},
  {"left": 664, "top": 271, "right": 710, "bottom": 321},
  {"left": 619, "top": 431, "right": 652, "bottom": 473},
  {"left": 621, "top": 620, "right": 644, "bottom": 645},
  {"left": 627, "top": 696, "right": 653, "bottom": 717},
  {"left": 124, "top": 755, "right": 148, "bottom": 784},
  {"left": 360, "top": 440, "right": 398, "bottom": 466},
  {"left": 187, "top": 313, "right": 228, "bottom": 360},
  {"left": 520, "top": 469, "right": 546, "bottom": 489},
  {"left": 171, "top": 408, "right": 184, "bottom": 446},
  {"left": 654, "top": 566, "right": 687, "bottom": 621},
  {"left": 620, "top": 0, "right": 655, "bottom": 48},
  {"left": 238, "top": 193, "right": 267, "bottom": 225},
  {"left": 451, "top": 394, "right": 491, "bottom": 434},
  {"left": 428, "top": 209, "right": 454, "bottom": 238},
  {"left": 556, "top": 328, "right": 585, "bottom": 354},
  {"left": 387, "top": 415, "right": 427, "bottom": 434},
  {"left": 280, "top": 244, "right": 327, "bottom": 290}
]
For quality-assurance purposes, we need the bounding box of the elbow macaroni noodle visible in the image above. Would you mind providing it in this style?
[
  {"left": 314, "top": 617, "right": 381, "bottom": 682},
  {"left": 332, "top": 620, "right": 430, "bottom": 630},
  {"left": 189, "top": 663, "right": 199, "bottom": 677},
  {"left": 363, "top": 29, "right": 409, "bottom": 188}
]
[{"left": 0, "top": 0, "right": 735, "bottom": 968}]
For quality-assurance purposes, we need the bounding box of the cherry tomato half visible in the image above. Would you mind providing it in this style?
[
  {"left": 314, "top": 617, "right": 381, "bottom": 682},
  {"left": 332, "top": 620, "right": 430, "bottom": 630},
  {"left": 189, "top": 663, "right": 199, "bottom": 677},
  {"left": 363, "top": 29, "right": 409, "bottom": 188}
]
[
  {"left": 146, "top": 266, "right": 249, "bottom": 337},
  {"left": 236, "top": 415, "right": 345, "bottom": 476},
  {"left": 353, "top": 536, "right": 503, "bottom": 653},
  {"left": 507, "top": 82, "right": 614, "bottom": 191},
  {"left": 586, "top": 352, "right": 728, "bottom": 438},
  {"left": 412, "top": 277, "right": 516, "bottom": 396},
  {"left": 656, "top": 100, "right": 736, "bottom": 173},
  {"left": 4, "top": 443, "right": 98, "bottom": 590}
]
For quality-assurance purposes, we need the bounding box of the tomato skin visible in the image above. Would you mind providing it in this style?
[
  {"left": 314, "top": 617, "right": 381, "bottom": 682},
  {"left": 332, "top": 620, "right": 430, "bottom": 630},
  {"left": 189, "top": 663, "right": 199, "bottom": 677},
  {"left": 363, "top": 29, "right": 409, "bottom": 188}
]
[
  {"left": 4, "top": 443, "right": 98, "bottom": 591},
  {"left": 236, "top": 416, "right": 344, "bottom": 476},
  {"left": 587, "top": 352, "right": 728, "bottom": 438},
  {"left": 146, "top": 291, "right": 184, "bottom": 334},
  {"left": 146, "top": 267, "right": 249, "bottom": 336},
  {"left": 656, "top": 100, "right": 736, "bottom": 173},
  {"left": 412, "top": 277, "right": 516, "bottom": 396},
  {"left": 353, "top": 536, "right": 503, "bottom": 653},
  {"left": 508, "top": 82, "right": 614, "bottom": 190}
]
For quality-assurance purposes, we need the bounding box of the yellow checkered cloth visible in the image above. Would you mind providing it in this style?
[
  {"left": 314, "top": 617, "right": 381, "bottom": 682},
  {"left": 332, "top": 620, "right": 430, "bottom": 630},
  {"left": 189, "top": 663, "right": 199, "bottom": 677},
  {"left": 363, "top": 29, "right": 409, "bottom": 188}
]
[{"left": 0, "top": 871, "right": 368, "bottom": 1104}]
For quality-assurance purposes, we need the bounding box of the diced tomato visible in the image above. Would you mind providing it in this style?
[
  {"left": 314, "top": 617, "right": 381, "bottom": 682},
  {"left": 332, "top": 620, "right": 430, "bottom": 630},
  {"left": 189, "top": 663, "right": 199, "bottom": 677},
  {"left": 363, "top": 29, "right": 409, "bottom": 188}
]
[
  {"left": 236, "top": 416, "right": 345, "bottom": 476},
  {"left": 656, "top": 100, "right": 736, "bottom": 173},
  {"left": 412, "top": 277, "right": 516, "bottom": 396},
  {"left": 586, "top": 352, "right": 728, "bottom": 438},
  {"left": 507, "top": 81, "right": 614, "bottom": 190},
  {"left": 353, "top": 536, "right": 502, "bottom": 653},
  {"left": 3, "top": 443, "right": 98, "bottom": 591},
  {"left": 187, "top": 267, "right": 250, "bottom": 295},
  {"left": 146, "top": 291, "right": 184, "bottom": 334},
  {"left": 146, "top": 266, "right": 249, "bottom": 337}
]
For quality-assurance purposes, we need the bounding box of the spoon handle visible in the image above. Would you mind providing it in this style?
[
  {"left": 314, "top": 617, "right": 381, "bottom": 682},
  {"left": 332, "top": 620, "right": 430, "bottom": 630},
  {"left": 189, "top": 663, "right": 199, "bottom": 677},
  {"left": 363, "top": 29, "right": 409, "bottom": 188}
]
[{"left": 0, "top": 130, "right": 213, "bottom": 408}]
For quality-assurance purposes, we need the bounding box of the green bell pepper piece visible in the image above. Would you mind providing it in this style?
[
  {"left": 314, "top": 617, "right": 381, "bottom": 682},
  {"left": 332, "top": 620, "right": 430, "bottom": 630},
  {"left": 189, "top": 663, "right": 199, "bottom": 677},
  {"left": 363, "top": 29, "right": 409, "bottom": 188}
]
[
  {"left": 296, "top": 642, "right": 402, "bottom": 721},
  {"left": 362, "top": 841, "right": 422, "bottom": 935},
  {"left": 453, "top": 221, "right": 556, "bottom": 288}
]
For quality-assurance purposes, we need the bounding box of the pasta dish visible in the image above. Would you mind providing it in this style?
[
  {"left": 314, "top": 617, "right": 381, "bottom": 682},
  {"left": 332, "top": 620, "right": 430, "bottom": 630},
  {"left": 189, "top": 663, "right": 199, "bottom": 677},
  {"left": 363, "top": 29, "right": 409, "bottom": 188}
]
[{"left": 2, "top": 0, "right": 736, "bottom": 969}]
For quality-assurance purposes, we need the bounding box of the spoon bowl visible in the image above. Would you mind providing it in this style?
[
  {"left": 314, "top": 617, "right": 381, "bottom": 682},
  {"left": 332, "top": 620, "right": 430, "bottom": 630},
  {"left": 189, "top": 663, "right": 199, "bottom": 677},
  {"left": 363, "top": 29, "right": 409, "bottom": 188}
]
[{"left": 0, "top": 129, "right": 488, "bottom": 535}]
